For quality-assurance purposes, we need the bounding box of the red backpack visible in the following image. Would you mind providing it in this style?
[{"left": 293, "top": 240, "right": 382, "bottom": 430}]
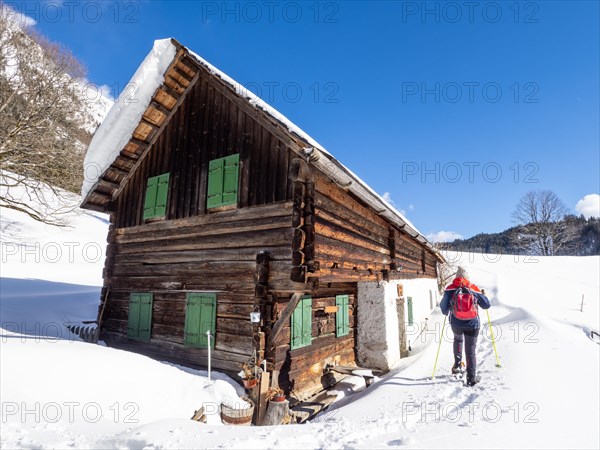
[{"left": 451, "top": 285, "right": 478, "bottom": 320}]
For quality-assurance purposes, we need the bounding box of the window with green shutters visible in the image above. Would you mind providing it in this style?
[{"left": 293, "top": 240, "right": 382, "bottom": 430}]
[
  {"left": 143, "top": 173, "right": 170, "bottom": 220},
  {"left": 336, "top": 295, "right": 350, "bottom": 337},
  {"left": 128, "top": 293, "right": 153, "bottom": 341},
  {"left": 407, "top": 296, "right": 414, "bottom": 325},
  {"left": 184, "top": 293, "right": 217, "bottom": 348},
  {"left": 290, "top": 295, "right": 312, "bottom": 350},
  {"left": 207, "top": 154, "right": 240, "bottom": 209}
]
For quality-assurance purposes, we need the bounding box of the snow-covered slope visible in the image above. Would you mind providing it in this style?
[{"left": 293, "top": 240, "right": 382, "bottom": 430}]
[
  {"left": 1, "top": 199, "right": 599, "bottom": 448},
  {"left": 0, "top": 177, "right": 109, "bottom": 287}
]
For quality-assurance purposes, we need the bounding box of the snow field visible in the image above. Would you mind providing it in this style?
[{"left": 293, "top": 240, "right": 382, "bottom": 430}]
[{"left": 1, "top": 198, "right": 599, "bottom": 448}]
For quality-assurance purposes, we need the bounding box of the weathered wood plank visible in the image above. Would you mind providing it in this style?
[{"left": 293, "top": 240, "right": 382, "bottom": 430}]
[
  {"left": 115, "top": 228, "right": 294, "bottom": 254},
  {"left": 113, "top": 246, "right": 291, "bottom": 265},
  {"left": 267, "top": 292, "right": 305, "bottom": 350},
  {"left": 115, "top": 212, "right": 291, "bottom": 244},
  {"left": 101, "top": 331, "right": 250, "bottom": 372}
]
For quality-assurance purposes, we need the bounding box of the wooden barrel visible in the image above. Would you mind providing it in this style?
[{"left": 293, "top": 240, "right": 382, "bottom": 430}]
[{"left": 220, "top": 397, "right": 254, "bottom": 426}]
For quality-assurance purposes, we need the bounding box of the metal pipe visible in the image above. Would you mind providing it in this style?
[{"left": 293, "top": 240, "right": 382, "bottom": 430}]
[{"left": 206, "top": 330, "right": 212, "bottom": 382}]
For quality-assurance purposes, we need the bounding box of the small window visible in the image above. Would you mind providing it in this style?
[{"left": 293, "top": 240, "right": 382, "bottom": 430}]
[
  {"left": 128, "top": 293, "right": 153, "bottom": 341},
  {"left": 290, "top": 295, "right": 312, "bottom": 350},
  {"left": 407, "top": 296, "right": 414, "bottom": 326},
  {"left": 143, "top": 173, "right": 170, "bottom": 220},
  {"left": 184, "top": 293, "right": 217, "bottom": 348},
  {"left": 336, "top": 295, "right": 350, "bottom": 337},
  {"left": 207, "top": 154, "right": 240, "bottom": 209}
]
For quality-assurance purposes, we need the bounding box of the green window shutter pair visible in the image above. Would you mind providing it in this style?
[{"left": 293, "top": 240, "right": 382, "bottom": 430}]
[
  {"left": 128, "top": 293, "right": 153, "bottom": 341},
  {"left": 407, "top": 296, "right": 414, "bottom": 325},
  {"left": 144, "top": 173, "right": 170, "bottom": 220},
  {"left": 290, "top": 295, "right": 312, "bottom": 350},
  {"left": 336, "top": 295, "right": 350, "bottom": 337},
  {"left": 184, "top": 293, "right": 216, "bottom": 348},
  {"left": 207, "top": 154, "right": 240, "bottom": 209}
]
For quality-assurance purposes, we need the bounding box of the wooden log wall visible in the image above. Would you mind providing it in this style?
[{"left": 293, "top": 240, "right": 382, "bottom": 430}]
[
  {"left": 254, "top": 252, "right": 270, "bottom": 363},
  {"left": 289, "top": 158, "right": 317, "bottom": 283},
  {"left": 114, "top": 67, "right": 294, "bottom": 228},
  {"left": 99, "top": 203, "right": 294, "bottom": 373},
  {"left": 424, "top": 251, "right": 437, "bottom": 278},
  {"left": 392, "top": 229, "right": 437, "bottom": 278},
  {"left": 271, "top": 283, "right": 357, "bottom": 397},
  {"left": 290, "top": 181, "right": 306, "bottom": 283},
  {"left": 312, "top": 172, "right": 438, "bottom": 283}
]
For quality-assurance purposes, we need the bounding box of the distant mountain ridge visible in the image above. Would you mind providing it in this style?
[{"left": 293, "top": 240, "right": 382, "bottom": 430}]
[{"left": 442, "top": 215, "right": 600, "bottom": 256}]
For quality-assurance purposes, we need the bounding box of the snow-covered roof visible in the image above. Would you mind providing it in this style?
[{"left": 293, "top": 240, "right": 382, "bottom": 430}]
[
  {"left": 82, "top": 39, "right": 176, "bottom": 198},
  {"left": 82, "top": 38, "right": 439, "bottom": 255}
]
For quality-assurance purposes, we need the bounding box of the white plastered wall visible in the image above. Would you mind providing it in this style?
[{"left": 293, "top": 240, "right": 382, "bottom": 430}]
[{"left": 356, "top": 278, "right": 439, "bottom": 371}]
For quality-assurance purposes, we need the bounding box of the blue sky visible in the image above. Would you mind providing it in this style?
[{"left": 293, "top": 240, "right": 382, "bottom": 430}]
[{"left": 9, "top": 0, "right": 600, "bottom": 240}]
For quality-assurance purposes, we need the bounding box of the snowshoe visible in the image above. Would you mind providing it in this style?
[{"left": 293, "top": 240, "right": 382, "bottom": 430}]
[
  {"left": 466, "top": 375, "right": 481, "bottom": 387},
  {"left": 451, "top": 362, "right": 465, "bottom": 379}
]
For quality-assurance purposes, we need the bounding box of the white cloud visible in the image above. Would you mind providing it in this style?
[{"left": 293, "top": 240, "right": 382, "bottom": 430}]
[
  {"left": 382, "top": 192, "right": 411, "bottom": 216},
  {"left": 426, "top": 230, "right": 463, "bottom": 243},
  {"left": 382, "top": 192, "right": 395, "bottom": 207},
  {"left": 97, "top": 84, "right": 116, "bottom": 102},
  {"left": 1, "top": 4, "right": 37, "bottom": 27},
  {"left": 575, "top": 194, "right": 600, "bottom": 219}
]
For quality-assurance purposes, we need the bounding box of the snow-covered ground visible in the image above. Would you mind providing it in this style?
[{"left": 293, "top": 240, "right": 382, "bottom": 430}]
[{"left": 1, "top": 198, "right": 599, "bottom": 449}]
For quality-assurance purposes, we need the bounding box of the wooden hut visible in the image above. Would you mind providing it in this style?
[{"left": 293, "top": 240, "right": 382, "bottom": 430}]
[{"left": 81, "top": 38, "right": 443, "bottom": 399}]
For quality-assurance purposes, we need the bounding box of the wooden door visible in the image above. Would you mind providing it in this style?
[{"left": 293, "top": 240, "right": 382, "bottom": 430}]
[{"left": 396, "top": 297, "right": 408, "bottom": 358}]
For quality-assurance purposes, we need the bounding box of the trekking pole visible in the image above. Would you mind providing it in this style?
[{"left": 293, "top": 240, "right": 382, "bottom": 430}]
[
  {"left": 431, "top": 315, "right": 447, "bottom": 379},
  {"left": 486, "top": 310, "right": 502, "bottom": 368}
]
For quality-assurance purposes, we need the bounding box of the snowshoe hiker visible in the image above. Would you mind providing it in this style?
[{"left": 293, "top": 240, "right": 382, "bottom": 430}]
[{"left": 440, "top": 266, "right": 491, "bottom": 386}]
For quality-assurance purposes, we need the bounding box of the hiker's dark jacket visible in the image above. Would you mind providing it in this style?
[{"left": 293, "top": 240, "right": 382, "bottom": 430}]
[{"left": 440, "top": 277, "right": 491, "bottom": 329}]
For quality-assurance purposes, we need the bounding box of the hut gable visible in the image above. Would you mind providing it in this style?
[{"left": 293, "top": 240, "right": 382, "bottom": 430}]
[{"left": 81, "top": 38, "right": 438, "bottom": 256}]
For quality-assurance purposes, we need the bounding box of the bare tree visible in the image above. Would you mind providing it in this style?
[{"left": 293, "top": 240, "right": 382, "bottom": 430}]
[
  {"left": 511, "top": 190, "right": 571, "bottom": 255},
  {"left": 434, "top": 244, "right": 458, "bottom": 295},
  {"left": 0, "top": 7, "right": 92, "bottom": 225}
]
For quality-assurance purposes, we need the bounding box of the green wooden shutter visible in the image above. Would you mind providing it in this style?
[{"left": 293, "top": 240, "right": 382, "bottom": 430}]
[
  {"left": 407, "top": 296, "right": 414, "bottom": 325},
  {"left": 336, "top": 295, "right": 349, "bottom": 337},
  {"left": 207, "top": 154, "right": 239, "bottom": 209},
  {"left": 138, "top": 294, "right": 153, "bottom": 341},
  {"left": 207, "top": 158, "right": 224, "bottom": 209},
  {"left": 143, "top": 177, "right": 159, "bottom": 219},
  {"left": 302, "top": 296, "right": 313, "bottom": 346},
  {"left": 128, "top": 293, "right": 153, "bottom": 341},
  {"left": 184, "top": 298, "right": 201, "bottom": 346},
  {"left": 154, "top": 173, "right": 170, "bottom": 217},
  {"left": 143, "top": 173, "right": 170, "bottom": 219},
  {"left": 127, "top": 294, "right": 141, "bottom": 338},
  {"left": 291, "top": 295, "right": 312, "bottom": 350},
  {"left": 222, "top": 154, "right": 240, "bottom": 205},
  {"left": 198, "top": 296, "right": 216, "bottom": 348},
  {"left": 185, "top": 293, "right": 216, "bottom": 349}
]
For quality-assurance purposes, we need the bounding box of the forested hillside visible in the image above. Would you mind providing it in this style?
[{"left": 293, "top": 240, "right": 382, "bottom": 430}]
[
  {"left": 443, "top": 215, "right": 600, "bottom": 256},
  {"left": 0, "top": 7, "right": 112, "bottom": 223}
]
